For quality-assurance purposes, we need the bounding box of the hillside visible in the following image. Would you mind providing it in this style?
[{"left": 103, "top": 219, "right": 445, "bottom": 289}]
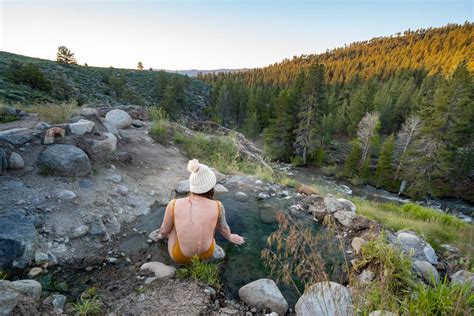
[
  {"left": 201, "top": 23, "right": 473, "bottom": 86},
  {"left": 199, "top": 23, "right": 474, "bottom": 202},
  {"left": 0, "top": 52, "right": 211, "bottom": 120}
]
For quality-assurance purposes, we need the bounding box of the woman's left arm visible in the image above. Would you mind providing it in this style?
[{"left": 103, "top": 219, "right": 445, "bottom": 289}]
[{"left": 158, "top": 200, "right": 174, "bottom": 239}]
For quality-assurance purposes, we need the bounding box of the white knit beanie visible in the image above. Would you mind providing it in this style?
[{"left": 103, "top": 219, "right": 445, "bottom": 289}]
[{"left": 187, "top": 159, "right": 216, "bottom": 194}]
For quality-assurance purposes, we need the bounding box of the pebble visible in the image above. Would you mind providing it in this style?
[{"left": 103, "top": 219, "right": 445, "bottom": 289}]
[
  {"left": 57, "top": 190, "right": 77, "bottom": 200},
  {"left": 106, "top": 174, "right": 122, "bottom": 183},
  {"left": 28, "top": 267, "right": 43, "bottom": 278},
  {"left": 116, "top": 185, "right": 129, "bottom": 196}
]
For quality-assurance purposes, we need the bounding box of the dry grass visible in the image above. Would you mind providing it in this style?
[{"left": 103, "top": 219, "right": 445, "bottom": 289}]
[{"left": 19, "top": 102, "right": 79, "bottom": 124}]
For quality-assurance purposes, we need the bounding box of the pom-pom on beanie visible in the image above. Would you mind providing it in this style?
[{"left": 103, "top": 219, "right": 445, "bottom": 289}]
[{"left": 187, "top": 159, "right": 216, "bottom": 194}]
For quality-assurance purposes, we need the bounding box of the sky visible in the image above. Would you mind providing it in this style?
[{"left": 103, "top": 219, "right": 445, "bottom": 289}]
[{"left": 0, "top": 0, "right": 472, "bottom": 70}]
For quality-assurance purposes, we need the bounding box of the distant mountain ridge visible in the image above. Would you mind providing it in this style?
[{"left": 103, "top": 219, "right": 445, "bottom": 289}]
[{"left": 167, "top": 68, "right": 250, "bottom": 77}]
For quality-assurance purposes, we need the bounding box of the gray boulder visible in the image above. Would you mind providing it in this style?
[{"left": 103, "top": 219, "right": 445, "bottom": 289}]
[
  {"left": 235, "top": 191, "right": 249, "bottom": 201},
  {"left": 0, "top": 128, "right": 33, "bottom": 146},
  {"left": 351, "top": 237, "right": 367, "bottom": 254},
  {"left": 413, "top": 260, "right": 439, "bottom": 285},
  {"left": 9, "top": 152, "right": 24, "bottom": 170},
  {"left": 390, "top": 231, "right": 438, "bottom": 264},
  {"left": 10, "top": 280, "right": 42, "bottom": 301},
  {"left": 334, "top": 210, "right": 357, "bottom": 227},
  {"left": 295, "top": 281, "right": 353, "bottom": 316},
  {"left": 214, "top": 184, "right": 229, "bottom": 194},
  {"left": 0, "top": 210, "right": 37, "bottom": 270},
  {"left": 91, "top": 132, "right": 117, "bottom": 159},
  {"left": 0, "top": 281, "right": 19, "bottom": 316},
  {"left": 37, "top": 144, "right": 91, "bottom": 177},
  {"left": 69, "top": 119, "right": 95, "bottom": 135},
  {"left": 324, "top": 195, "right": 355, "bottom": 213},
  {"left": 175, "top": 179, "right": 190, "bottom": 194},
  {"left": 238, "top": 279, "right": 288, "bottom": 315},
  {"left": 451, "top": 270, "right": 474, "bottom": 289},
  {"left": 212, "top": 244, "right": 225, "bottom": 260},
  {"left": 105, "top": 109, "right": 132, "bottom": 129}
]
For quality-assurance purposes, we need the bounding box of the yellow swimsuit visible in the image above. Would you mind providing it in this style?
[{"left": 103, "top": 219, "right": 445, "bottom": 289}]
[{"left": 170, "top": 199, "right": 221, "bottom": 264}]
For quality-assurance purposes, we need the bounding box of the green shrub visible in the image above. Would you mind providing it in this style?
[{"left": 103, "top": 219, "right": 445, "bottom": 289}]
[
  {"left": 309, "top": 147, "right": 325, "bottom": 167},
  {"left": 290, "top": 155, "right": 305, "bottom": 167},
  {"left": 150, "top": 120, "right": 169, "bottom": 145},
  {"left": 71, "top": 287, "right": 103, "bottom": 316},
  {"left": 406, "top": 278, "right": 474, "bottom": 315},
  {"left": 5, "top": 60, "right": 52, "bottom": 92},
  {"left": 176, "top": 256, "right": 221, "bottom": 288},
  {"left": 148, "top": 106, "right": 169, "bottom": 122}
]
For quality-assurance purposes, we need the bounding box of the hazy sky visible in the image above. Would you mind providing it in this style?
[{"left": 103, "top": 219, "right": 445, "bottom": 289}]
[{"left": 1, "top": 0, "right": 472, "bottom": 69}]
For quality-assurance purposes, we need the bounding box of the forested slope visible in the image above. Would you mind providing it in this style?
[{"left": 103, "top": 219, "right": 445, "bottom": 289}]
[{"left": 200, "top": 23, "right": 474, "bottom": 201}]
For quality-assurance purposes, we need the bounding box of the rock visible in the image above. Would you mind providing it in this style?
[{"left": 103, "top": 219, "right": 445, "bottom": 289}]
[
  {"left": 358, "top": 269, "right": 375, "bottom": 283},
  {"left": 56, "top": 190, "right": 77, "bottom": 200},
  {"left": 37, "top": 144, "right": 91, "bottom": 177},
  {"left": 105, "top": 174, "right": 122, "bottom": 183},
  {"left": 90, "top": 220, "right": 107, "bottom": 236},
  {"left": 9, "top": 152, "right": 24, "bottom": 170},
  {"left": 69, "top": 119, "right": 95, "bottom": 135},
  {"left": 255, "top": 180, "right": 263, "bottom": 185},
  {"left": 369, "top": 311, "right": 397, "bottom": 316},
  {"left": 258, "top": 192, "right": 270, "bottom": 200},
  {"left": 34, "top": 251, "right": 49, "bottom": 265},
  {"left": 43, "top": 127, "right": 65, "bottom": 144},
  {"left": 351, "top": 237, "right": 367, "bottom": 254},
  {"left": 334, "top": 210, "right": 357, "bottom": 227},
  {"left": 391, "top": 231, "right": 438, "bottom": 264},
  {"left": 324, "top": 195, "right": 354, "bottom": 213},
  {"left": 52, "top": 294, "right": 66, "bottom": 312},
  {"left": 27, "top": 267, "right": 43, "bottom": 278},
  {"left": 295, "top": 281, "right": 352, "bottom": 316},
  {"left": 70, "top": 225, "right": 89, "bottom": 239},
  {"left": 238, "top": 279, "right": 288, "bottom": 315},
  {"left": 203, "top": 286, "right": 216, "bottom": 297},
  {"left": 212, "top": 244, "right": 225, "bottom": 260},
  {"left": 413, "top": 260, "right": 439, "bottom": 285},
  {"left": 140, "top": 262, "right": 175, "bottom": 279},
  {"left": 116, "top": 185, "right": 129, "bottom": 196},
  {"left": 0, "top": 210, "right": 37, "bottom": 270},
  {"left": 103, "top": 121, "right": 121, "bottom": 138},
  {"left": 337, "top": 198, "right": 357, "bottom": 212},
  {"left": 0, "top": 128, "right": 33, "bottom": 146},
  {"left": 105, "top": 109, "right": 132, "bottom": 129},
  {"left": 36, "top": 122, "right": 51, "bottom": 130},
  {"left": 210, "top": 168, "right": 226, "bottom": 183},
  {"left": 235, "top": 191, "right": 249, "bottom": 201},
  {"left": 214, "top": 184, "right": 228, "bottom": 194},
  {"left": 450, "top": 270, "right": 474, "bottom": 289},
  {"left": 91, "top": 132, "right": 117, "bottom": 158},
  {"left": 79, "top": 107, "right": 99, "bottom": 117},
  {"left": 11, "top": 280, "right": 42, "bottom": 301},
  {"left": 175, "top": 179, "right": 190, "bottom": 193},
  {"left": 0, "top": 281, "right": 19, "bottom": 316},
  {"left": 131, "top": 119, "right": 144, "bottom": 127}
]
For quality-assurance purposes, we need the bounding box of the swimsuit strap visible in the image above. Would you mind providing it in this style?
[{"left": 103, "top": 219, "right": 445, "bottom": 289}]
[{"left": 171, "top": 199, "right": 177, "bottom": 223}]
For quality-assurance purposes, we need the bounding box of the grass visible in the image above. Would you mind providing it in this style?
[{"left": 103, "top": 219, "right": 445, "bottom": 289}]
[
  {"left": 352, "top": 197, "right": 473, "bottom": 255},
  {"left": 176, "top": 256, "right": 221, "bottom": 288},
  {"left": 173, "top": 130, "right": 273, "bottom": 178},
  {"left": 0, "top": 115, "right": 18, "bottom": 123},
  {"left": 19, "top": 101, "right": 78, "bottom": 124},
  {"left": 71, "top": 287, "right": 103, "bottom": 316}
]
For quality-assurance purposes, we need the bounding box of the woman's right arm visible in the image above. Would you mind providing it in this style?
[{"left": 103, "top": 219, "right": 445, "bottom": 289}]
[{"left": 217, "top": 202, "right": 245, "bottom": 245}]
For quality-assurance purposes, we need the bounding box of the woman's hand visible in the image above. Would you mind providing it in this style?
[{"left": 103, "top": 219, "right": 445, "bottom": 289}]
[
  {"left": 149, "top": 229, "right": 164, "bottom": 242},
  {"left": 229, "top": 234, "right": 245, "bottom": 246}
]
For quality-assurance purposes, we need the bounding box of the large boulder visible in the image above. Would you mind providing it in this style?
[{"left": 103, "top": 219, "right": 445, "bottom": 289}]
[
  {"left": 334, "top": 210, "right": 357, "bottom": 227},
  {"left": 91, "top": 132, "right": 117, "bottom": 158},
  {"left": 0, "top": 280, "right": 42, "bottom": 316},
  {"left": 238, "top": 279, "right": 288, "bottom": 315},
  {"left": 295, "top": 281, "right": 353, "bottom": 316},
  {"left": 105, "top": 109, "right": 132, "bottom": 129},
  {"left": 10, "top": 280, "right": 42, "bottom": 301},
  {"left": 9, "top": 152, "right": 24, "bottom": 170},
  {"left": 68, "top": 119, "right": 95, "bottom": 135},
  {"left": 37, "top": 144, "right": 91, "bottom": 177},
  {"left": 324, "top": 195, "right": 355, "bottom": 213},
  {"left": 0, "top": 281, "right": 19, "bottom": 316},
  {"left": 0, "top": 211, "right": 37, "bottom": 270},
  {"left": 413, "top": 260, "right": 439, "bottom": 285},
  {"left": 390, "top": 231, "right": 438, "bottom": 264},
  {"left": 450, "top": 270, "right": 474, "bottom": 289},
  {"left": 0, "top": 128, "right": 33, "bottom": 146}
]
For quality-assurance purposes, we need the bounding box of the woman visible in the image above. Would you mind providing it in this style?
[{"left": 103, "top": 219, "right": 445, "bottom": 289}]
[{"left": 151, "top": 159, "right": 245, "bottom": 264}]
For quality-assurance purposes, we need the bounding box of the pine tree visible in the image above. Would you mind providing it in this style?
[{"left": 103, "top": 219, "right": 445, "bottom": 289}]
[
  {"left": 294, "top": 64, "right": 326, "bottom": 164},
  {"left": 137, "top": 62, "right": 144, "bottom": 70},
  {"left": 56, "top": 46, "right": 77, "bottom": 64},
  {"left": 343, "top": 139, "right": 361, "bottom": 177},
  {"left": 375, "top": 134, "right": 395, "bottom": 187}
]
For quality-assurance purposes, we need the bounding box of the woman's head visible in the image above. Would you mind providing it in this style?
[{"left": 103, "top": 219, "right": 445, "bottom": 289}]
[{"left": 187, "top": 159, "right": 216, "bottom": 197}]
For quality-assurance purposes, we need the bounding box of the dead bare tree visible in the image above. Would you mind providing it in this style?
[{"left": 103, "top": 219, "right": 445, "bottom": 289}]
[
  {"left": 395, "top": 115, "right": 422, "bottom": 179},
  {"left": 357, "top": 112, "right": 380, "bottom": 162}
]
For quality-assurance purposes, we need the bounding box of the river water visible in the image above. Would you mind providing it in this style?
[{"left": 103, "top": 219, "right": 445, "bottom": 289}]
[{"left": 281, "top": 164, "right": 473, "bottom": 222}]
